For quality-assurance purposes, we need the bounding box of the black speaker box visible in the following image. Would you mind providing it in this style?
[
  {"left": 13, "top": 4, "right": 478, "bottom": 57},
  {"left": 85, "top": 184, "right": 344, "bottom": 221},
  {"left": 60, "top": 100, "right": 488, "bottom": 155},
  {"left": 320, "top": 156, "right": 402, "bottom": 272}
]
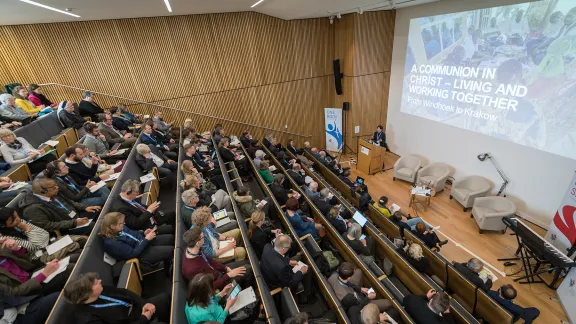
[
  {"left": 343, "top": 102, "right": 350, "bottom": 111},
  {"left": 333, "top": 59, "right": 343, "bottom": 95}
]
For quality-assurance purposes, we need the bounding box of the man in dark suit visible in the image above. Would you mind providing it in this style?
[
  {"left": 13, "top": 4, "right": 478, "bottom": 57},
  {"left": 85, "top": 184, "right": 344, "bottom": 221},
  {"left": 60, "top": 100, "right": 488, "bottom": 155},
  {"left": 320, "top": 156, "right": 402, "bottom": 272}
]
[
  {"left": 312, "top": 188, "right": 334, "bottom": 216},
  {"left": 110, "top": 106, "right": 137, "bottom": 132},
  {"left": 135, "top": 144, "right": 177, "bottom": 185},
  {"left": 286, "top": 163, "right": 306, "bottom": 186},
  {"left": 372, "top": 125, "right": 389, "bottom": 152},
  {"left": 260, "top": 235, "right": 314, "bottom": 303},
  {"left": 97, "top": 114, "right": 136, "bottom": 149},
  {"left": 140, "top": 123, "right": 178, "bottom": 160},
  {"left": 111, "top": 179, "right": 174, "bottom": 234},
  {"left": 488, "top": 285, "right": 540, "bottom": 324},
  {"left": 454, "top": 258, "right": 493, "bottom": 292},
  {"left": 403, "top": 290, "right": 454, "bottom": 324},
  {"left": 270, "top": 174, "right": 296, "bottom": 206},
  {"left": 78, "top": 91, "right": 104, "bottom": 121}
]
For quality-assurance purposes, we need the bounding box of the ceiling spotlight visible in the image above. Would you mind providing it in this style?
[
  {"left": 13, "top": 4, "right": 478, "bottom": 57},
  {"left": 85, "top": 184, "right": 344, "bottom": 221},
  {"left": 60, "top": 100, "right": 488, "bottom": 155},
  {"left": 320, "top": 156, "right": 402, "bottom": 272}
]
[
  {"left": 251, "top": 0, "right": 265, "bottom": 8},
  {"left": 336, "top": 13, "right": 341, "bottom": 19},
  {"left": 163, "top": 0, "right": 172, "bottom": 12},
  {"left": 359, "top": 8, "right": 364, "bottom": 14},
  {"left": 329, "top": 16, "right": 334, "bottom": 24},
  {"left": 19, "top": 0, "right": 80, "bottom": 17}
]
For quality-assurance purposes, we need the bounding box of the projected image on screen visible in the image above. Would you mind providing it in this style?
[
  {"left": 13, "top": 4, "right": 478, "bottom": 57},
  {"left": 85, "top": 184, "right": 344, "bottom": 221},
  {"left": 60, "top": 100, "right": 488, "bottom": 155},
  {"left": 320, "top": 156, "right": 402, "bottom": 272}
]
[{"left": 400, "top": 0, "right": 576, "bottom": 160}]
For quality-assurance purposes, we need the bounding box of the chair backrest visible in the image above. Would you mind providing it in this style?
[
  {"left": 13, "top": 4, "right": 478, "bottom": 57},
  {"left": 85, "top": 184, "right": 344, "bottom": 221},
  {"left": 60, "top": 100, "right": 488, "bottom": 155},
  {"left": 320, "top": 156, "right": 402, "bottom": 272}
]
[
  {"left": 400, "top": 155, "right": 420, "bottom": 169},
  {"left": 38, "top": 112, "right": 65, "bottom": 136},
  {"left": 61, "top": 128, "right": 78, "bottom": 147},
  {"left": 14, "top": 117, "right": 51, "bottom": 147}
]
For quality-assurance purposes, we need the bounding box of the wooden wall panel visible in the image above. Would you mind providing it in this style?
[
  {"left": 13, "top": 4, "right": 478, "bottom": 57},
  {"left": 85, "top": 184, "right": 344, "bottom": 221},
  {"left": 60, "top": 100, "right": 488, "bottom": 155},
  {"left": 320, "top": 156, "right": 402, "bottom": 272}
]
[{"left": 354, "top": 11, "right": 396, "bottom": 76}]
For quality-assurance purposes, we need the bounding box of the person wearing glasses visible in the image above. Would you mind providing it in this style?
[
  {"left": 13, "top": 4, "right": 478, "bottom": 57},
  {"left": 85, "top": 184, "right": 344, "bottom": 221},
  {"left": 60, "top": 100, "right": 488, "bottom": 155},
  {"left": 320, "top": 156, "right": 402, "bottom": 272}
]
[
  {"left": 100, "top": 212, "right": 173, "bottom": 276},
  {"left": 64, "top": 272, "right": 170, "bottom": 324},
  {"left": 0, "top": 129, "right": 57, "bottom": 174},
  {"left": 97, "top": 114, "right": 136, "bottom": 149}
]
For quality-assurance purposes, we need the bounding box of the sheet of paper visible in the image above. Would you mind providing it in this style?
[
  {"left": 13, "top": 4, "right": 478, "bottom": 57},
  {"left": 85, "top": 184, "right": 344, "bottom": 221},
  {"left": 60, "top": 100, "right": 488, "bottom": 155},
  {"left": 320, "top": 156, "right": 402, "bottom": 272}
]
[
  {"left": 236, "top": 155, "right": 245, "bottom": 161},
  {"left": 359, "top": 234, "right": 366, "bottom": 240},
  {"left": 305, "top": 176, "right": 313, "bottom": 184},
  {"left": 390, "top": 203, "right": 401, "bottom": 214},
  {"left": 219, "top": 240, "right": 235, "bottom": 258},
  {"left": 4, "top": 182, "right": 26, "bottom": 192},
  {"left": 354, "top": 126, "right": 360, "bottom": 134},
  {"left": 292, "top": 261, "right": 307, "bottom": 273},
  {"left": 382, "top": 312, "right": 398, "bottom": 324},
  {"left": 111, "top": 149, "right": 127, "bottom": 156},
  {"left": 105, "top": 172, "right": 121, "bottom": 182},
  {"left": 32, "top": 256, "right": 70, "bottom": 283},
  {"left": 367, "top": 288, "right": 375, "bottom": 294},
  {"left": 89, "top": 181, "right": 107, "bottom": 193},
  {"left": 28, "top": 149, "right": 56, "bottom": 163},
  {"left": 229, "top": 286, "right": 257, "bottom": 314},
  {"left": 46, "top": 235, "right": 74, "bottom": 255},
  {"left": 257, "top": 200, "right": 267, "bottom": 208},
  {"left": 140, "top": 173, "right": 156, "bottom": 183},
  {"left": 268, "top": 165, "right": 277, "bottom": 172},
  {"left": 74, "top": 219, "right": 93, "bottom": 229},
  {"left": 361, "top": 146, "right": 369, "bottom": 155},
  {"left": 109, "top": 161, "right": 123, "bottom": 169},
  {"left": 353, "top": 211, "right": 368, "bottom": 227},
  {"left": 103, "top": 252, "right": 117, "bottom": 266},
  {"left": 43, "top": 140, "right": 59, "bottom": 147},
  {"left": 479, "top": 268, "right": 498, "bottom": 283}
]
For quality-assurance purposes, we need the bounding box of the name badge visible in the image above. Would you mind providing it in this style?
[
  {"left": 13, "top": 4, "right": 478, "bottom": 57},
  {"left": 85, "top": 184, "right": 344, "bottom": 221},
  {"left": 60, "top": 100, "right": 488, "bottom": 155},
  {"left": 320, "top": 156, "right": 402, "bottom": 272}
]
[{"left": 68, "top": 211, "right": 77, "bottom": 218}]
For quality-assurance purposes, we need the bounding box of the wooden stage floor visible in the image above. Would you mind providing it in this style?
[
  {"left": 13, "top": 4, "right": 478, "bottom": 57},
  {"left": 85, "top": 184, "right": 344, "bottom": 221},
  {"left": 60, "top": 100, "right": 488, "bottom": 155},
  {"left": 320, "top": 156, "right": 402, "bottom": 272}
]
[{"left": 339, "top": 151, "right": 568, "bottom": 324}]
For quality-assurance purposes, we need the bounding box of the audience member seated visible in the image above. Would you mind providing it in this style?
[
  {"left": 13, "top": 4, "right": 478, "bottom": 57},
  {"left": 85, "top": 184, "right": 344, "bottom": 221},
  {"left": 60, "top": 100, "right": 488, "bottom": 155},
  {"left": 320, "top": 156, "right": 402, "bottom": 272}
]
[
  {"left": 285, "top": 198, "right": 323, "bottom": 239},
  {"left": 98, "top": 114, "right": 136, "bottom": 149},
  {"left": 347, "top": 303, "right": 396, "bottom": 324},
  {"left": 0, "top": 207, "right": 49, "bottom": 255},
  {"left": 111, "top": 179, "right": 175, "bottom": 234},
  {"left": 186, "top": 173, "right": 233, "bottom": 215},
  {"left": 12, "top": 86, "right": 44, "bottom": 115},
  {"left": 141, "top": 123, "right": 178, "bottom": 160},
  {"left": 328, "top": 205, "right": 351, "bottom": 235},
  {"left": 287, "top": 139, "right": 313, "bottom": 168},
  {"left": 260, "top": 234, "right": 315, "bottom": 303},
  {"left": 218, "top": 138, "right": 251, "bottom": 182},
  {"left": 152, "top": 121, "right": 178, "bottom": 152},
  {"left": 0, "top": 129, "right": 56, "bottom": 174},
  {"left": 287, "top": 163, "right": 306, "bottom": 186},
  {"left": 78, "top": 143, "right": 117, "bottom": 177},
  {"left": 403, "top": 290, "right": 453, "bottom": 324},
  {"left": 0, "top": 94, "right": 32, "bottom": 122},
  {"left": 100, "top": 212, "right": 173, "bottom": 275},
  {"left": 83, "top": 123, "right": 127, "bottom": 164},
  {"left": 248, "top": 210, "right": 281, "bottom": 259},
  {"left": 183, "top": 144, "right": 216, "bottom": 175},
  {"left": 401, "top": 242, "right": 432, "bottom": 276},
  {"left": 233, "top": 185, "right": 272, "bottom": 221},
  {"left": 328, "top": 159, "right": 346, "bottom": 176},
  {"left": 20, "top": 178, "right": 99, "bottom": 235},
  {"left": 488, "top": 284, "right": 540, "bottom": 323},
  {"left": 109, "top": 105, "right": 138, "bottom": 132},
  {"left": 42, "top": 161, "right": 110, "bottom": 206},
  {"left": 27, "top": 84, "right": 56, "bottom": 108},
  {"left": 312, "top": 188, "right": 336, "bottom": 216},
  {"left": 258, "top": 160, "right": 274, "bottom": 184},
  {"left": 454, "top": 258, "right": 493, "bottom": 292},
  {"left": 119, "top": 104, "right": 143, "bottom": 124},
  {"left": 412, "top": 222, "right": 447, "bottom": 251},
  {"left": 373, "top": 196, "right": 392, "bottom": 217},
  {"left": 135, "top": 143, "right": 177, "bottom": 183},
  {"left": 152, "top": 111, "right": 172, "bottom": 133},
  {"left": 344, "top": 223, "right": 376, "bottom": 263},
  {"left": 78, "top": 91, "right": 104, "bottom": 121},
  {"left": 328, "top": 262, "right": 395, "bottom": 314},
  {"left": 339, "top": 169, "right": 355, "bottom": 188},
  {"left": 271, "top": 174, "right": 296, "bottom": 206},
  {"left": 181, "top": 129, "right": 196, "bottom": 146},
  {"left": 191, "top": 207, "right": 246, "bottom": 263},
  {"left": 0, "top": 288, "right": 59, "bottom": 323},
  {"left": 64, "top": 146, "right": 113, "bottom": 186},
  {"left": 185, "top": 273, "right": 237, "bottom": 324},
  {"left": 275, "top": 151, "right": 292, "bottom": 170},
  {"left": 64, "top": 272, "right": 170, "bottom": 324},
  {"left": 58, "top": 100, "right": 88, "bottom": 137},
  {"left": 253, "top": 150, "right": 266, "bottom": 169},
  {"left": 284, "top": 312, "right": 311, "bottom": 324},
  {"left": 0, "top": 237, "right": 73, "bottom": 296},
  {"left": 304, "top": 181, "right": 320, "bottom": 199},
  {"left": 0, "top": 176, "right": 28, "bottom": 205},
  {"left": 182, "top": 228, "right": 252, "bottom": 289},
  {"left": 182, "top": 188, "right": 237, "bottom": 233}
]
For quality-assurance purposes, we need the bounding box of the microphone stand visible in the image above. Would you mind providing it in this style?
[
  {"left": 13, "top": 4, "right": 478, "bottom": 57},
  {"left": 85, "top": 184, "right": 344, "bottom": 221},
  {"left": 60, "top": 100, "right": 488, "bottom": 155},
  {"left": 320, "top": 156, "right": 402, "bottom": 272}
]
[{"left": 486, "top": 154, "right": 509, "bottom": 196}]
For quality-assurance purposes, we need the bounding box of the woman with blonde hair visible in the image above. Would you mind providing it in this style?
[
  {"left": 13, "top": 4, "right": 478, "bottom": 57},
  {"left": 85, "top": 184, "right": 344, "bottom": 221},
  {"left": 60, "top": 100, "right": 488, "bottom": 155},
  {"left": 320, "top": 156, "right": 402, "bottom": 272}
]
[
  {"left": 248, "top": 210, "right": 281, "bottom": 258},
  {"left": 191, "top": 206, "right": 245, "bottom": 263},
  {"left": 181, "top": 160, "right": 204, "bottom": 181},
  {"left": 12, "top": 85, "right": 45, "bottom": 114},
  {"left": 0, "top": 128, "right": 56, "bottom": 173},
  {"left": 403, "top": 242, "right": 432, "bottom": 275},
  {"left": 100, "top": 212, "right": 174, "bottom": 274}
]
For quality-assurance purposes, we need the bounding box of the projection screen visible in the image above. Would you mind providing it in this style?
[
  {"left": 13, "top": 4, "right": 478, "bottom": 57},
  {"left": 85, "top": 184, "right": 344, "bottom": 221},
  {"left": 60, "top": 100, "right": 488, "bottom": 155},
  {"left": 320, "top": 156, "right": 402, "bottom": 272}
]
[{"left": 400, "top": 0, "right": 576, "bottom": 160}]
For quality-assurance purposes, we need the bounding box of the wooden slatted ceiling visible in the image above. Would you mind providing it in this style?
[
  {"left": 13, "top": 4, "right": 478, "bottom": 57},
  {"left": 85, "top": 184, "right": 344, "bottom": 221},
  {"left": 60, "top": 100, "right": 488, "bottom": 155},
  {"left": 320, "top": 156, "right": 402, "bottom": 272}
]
[{"left": 0, "top": 11, "right": 393, "bottom": 148}]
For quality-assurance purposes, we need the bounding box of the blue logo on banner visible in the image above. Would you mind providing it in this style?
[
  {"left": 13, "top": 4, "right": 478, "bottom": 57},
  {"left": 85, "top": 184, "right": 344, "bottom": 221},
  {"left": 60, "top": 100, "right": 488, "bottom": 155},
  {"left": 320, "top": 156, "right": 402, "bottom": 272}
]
[{"left": 326, "top": 120, "right": 343, "bottom": 151}]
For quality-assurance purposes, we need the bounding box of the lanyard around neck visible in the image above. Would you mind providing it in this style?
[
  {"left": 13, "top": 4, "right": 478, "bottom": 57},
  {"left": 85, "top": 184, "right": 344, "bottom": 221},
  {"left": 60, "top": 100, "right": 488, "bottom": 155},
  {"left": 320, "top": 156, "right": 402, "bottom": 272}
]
[{"left": 89, "top": 295, "right": 131, "bottom": 308}]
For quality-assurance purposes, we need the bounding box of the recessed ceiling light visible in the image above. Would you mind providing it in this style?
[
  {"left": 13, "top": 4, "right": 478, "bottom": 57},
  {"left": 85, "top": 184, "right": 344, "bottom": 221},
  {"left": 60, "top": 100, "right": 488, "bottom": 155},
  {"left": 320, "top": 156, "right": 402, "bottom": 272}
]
[
  {"left": 19, "top": 0, "right": 81, "bottom": 17},
  {"left": 251, "top": 0, "right": 265, "bottom": 8},
  {"left": 163, "top": 0, "right": 172, "bottom": 12}
]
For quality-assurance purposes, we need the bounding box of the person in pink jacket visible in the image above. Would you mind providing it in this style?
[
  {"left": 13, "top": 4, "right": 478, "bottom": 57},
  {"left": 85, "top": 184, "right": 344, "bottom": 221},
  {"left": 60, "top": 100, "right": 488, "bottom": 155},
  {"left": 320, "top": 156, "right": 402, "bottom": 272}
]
[{"left": 27, "top": 84, "right": 57, "bottom": 108}]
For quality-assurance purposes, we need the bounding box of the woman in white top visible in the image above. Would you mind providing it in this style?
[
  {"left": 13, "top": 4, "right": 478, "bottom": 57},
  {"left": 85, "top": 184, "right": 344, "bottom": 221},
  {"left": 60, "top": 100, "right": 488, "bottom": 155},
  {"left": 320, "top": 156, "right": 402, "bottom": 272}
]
[{"left": 0, "top": 128, "right": 56, "bottom": 174}]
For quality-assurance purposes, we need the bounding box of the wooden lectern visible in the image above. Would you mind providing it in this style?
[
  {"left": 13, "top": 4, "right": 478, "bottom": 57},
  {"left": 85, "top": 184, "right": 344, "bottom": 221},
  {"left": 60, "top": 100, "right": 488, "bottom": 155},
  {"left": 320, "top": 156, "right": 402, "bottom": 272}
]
[{"left": 357, "top": 139, "right": 387, "bottom": 175}]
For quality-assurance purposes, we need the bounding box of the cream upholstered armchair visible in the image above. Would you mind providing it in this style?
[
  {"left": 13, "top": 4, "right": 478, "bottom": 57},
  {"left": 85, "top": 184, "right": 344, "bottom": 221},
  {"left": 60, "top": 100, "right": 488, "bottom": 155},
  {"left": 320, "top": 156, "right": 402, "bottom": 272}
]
[
  {"left": 416, "top": 163, "right": 451, "bottom": 193},
  {"left": 393, "top": 155, "right": 421, "bottom": 183},
  {"left": 450, "top": 176, "right": 491, "bottom": 211},
  {"left": 471, "top": 196, "right": 517, "bottom": 234}
]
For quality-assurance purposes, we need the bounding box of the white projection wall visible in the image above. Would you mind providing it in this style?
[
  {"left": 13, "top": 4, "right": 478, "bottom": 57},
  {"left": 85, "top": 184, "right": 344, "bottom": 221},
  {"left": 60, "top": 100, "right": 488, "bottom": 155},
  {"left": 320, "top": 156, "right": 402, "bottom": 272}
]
[{"left": 400, "top": 0, "right": 576, "bottom": 160}]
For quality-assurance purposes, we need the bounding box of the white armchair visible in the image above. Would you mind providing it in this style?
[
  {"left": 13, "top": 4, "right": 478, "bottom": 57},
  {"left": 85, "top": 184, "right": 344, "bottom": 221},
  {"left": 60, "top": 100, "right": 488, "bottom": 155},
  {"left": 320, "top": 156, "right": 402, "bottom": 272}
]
[
  {"left": 450, "top": 176, "right": 491, "bottom": 211},
  {"left": 471, "top": 196, "right": 517, "bottom": 234},
  {"left": 393, "top": 155, "right": 421, "bottom": 184},
  {"left": 416, "top": 163, "right": 451, "bottom": 193}
]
